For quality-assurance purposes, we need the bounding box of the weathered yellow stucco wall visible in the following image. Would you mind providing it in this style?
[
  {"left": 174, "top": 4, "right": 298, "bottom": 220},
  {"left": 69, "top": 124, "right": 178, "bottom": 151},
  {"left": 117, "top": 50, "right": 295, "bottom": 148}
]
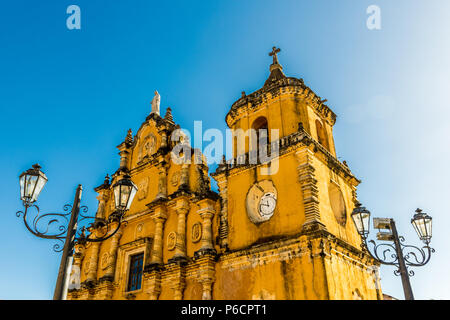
[{"left": 67, "top": 52, "right": 382, "bottom": 301}]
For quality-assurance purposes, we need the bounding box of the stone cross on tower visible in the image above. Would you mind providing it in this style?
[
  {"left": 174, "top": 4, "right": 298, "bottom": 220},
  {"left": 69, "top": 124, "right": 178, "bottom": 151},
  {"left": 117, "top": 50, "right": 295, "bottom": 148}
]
[{"left": 269, "top": 46, "right": 281, "bottom": 65}]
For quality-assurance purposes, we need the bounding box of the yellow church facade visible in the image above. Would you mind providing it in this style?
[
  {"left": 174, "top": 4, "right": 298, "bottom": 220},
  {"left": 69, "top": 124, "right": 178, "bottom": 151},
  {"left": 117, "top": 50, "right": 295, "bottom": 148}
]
[{"left": 67, "top": 48, "right": 382, "bottom": 300}]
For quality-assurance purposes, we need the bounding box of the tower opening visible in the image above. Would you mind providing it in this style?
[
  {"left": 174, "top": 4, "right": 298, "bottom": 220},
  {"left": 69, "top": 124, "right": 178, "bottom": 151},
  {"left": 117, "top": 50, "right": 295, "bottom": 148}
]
[
  {"left": 251, "top": 116, "right": 269, "bottom": 153},
  {"left": 315, "top": 119, "right": 329, "bottom": 151}
]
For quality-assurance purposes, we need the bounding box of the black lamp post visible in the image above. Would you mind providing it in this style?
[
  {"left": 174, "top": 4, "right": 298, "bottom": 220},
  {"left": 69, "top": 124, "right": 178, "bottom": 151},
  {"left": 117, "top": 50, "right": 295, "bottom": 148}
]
[
  {"left": 16, "top": 164, "right": 138, "bottom": 300},
  {"left": 351, "top": 203, "right": 434, "bottom": 300}
]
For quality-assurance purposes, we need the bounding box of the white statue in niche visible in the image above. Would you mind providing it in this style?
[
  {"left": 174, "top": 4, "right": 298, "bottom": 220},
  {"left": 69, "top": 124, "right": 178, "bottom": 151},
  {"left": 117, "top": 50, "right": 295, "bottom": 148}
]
[
  {"left": 68, "top": 264, "right": 81, "bottom": 290},
  {"left": 151, "top": 90, "right": 161, "bottom": 115}
]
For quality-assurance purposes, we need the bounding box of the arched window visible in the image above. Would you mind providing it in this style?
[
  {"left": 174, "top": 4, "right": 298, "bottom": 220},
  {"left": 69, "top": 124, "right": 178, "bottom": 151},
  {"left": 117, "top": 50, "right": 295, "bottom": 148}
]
[
  {"left": 251, "top": 116, "right": 269, "bottom": 152},
  {"left": 315, "top": 119, "right": 329, "bottom": 151}
]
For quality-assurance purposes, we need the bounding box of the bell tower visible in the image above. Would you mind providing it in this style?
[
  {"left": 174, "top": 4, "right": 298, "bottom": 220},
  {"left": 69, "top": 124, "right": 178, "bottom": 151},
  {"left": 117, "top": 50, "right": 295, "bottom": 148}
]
[
  {"left": 212, "top": 48, "right": 382, "bottom": 300},
  {"left": 226, "top": 47, "right": 337, "bottom": 159}
]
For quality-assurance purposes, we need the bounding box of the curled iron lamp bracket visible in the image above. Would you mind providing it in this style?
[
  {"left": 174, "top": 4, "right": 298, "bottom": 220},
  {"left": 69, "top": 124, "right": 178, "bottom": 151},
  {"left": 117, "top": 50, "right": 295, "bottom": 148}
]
[
  {"left": 361, "top": 236, "right": 435, "bottom": 277},
  {"left": 362, "top": 238, "right": 398, "bottom": 266},
  {"left": 76, "top": 211, "right": 127, "bottom": 244},
  {"left": 398, "top": 239, "right": 435, "bottom": 268},
  {"left": 16, "top": 203, "right": 127, "bottom": 251},
  {"left": 16, "top": 203, "right": 72, "bottom": 252}
]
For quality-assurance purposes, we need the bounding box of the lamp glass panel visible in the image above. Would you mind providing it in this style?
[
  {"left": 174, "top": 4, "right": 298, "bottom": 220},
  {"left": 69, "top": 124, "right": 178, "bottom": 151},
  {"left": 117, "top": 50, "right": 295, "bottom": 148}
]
[
  {"left": 31, "top": 176, "right": 47, "bottom": 202},
  {"left": 352, "top": 210, "right": 370, "bottom": 235},
  {"left": 25, "top": 175, "right": 38, "bottom": 200},
  {"left": 352, "top": 212, "right": 364, "bottom": 234},
  {"left": 362, "top": 212, "right": 370, "bottom": 234},
  {"left": 126, "top": 185, "right": 137, "bottom": 210},
  {"left": 114, "top": 183, "right": 121, "bottom": 209},
  {"left": 425, "top": 217, "right": 432, "bottom": 239},
  {"left": 413, "top": 215, "right": 432, "bottom": 241},
  {"left": 412, "top": 220, "right": 421, "bottom": 239},
  {"left": 20, "top": 175, "right": 26, "bottom": 200},
  {"left": 120, "top": 184, "right": 131, "bottom": 208},
  {"left": 415, "top": 218, "right": 426, "bottom": 239}
]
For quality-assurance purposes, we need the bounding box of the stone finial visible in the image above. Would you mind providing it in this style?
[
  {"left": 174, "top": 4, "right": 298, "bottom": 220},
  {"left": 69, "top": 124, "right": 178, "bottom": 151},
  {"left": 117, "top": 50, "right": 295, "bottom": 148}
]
[
  {"left": 104, "top": 174, "right": 110, "bottom": 185},
  {"left": 125, "top": 129, "right": 133, "bottom": 145},
  {"left": 264, "top": 46, "right": 286, "bottom": 87},
  {"left": 164, "top": 107, "right": 174, "bottom": 123}
]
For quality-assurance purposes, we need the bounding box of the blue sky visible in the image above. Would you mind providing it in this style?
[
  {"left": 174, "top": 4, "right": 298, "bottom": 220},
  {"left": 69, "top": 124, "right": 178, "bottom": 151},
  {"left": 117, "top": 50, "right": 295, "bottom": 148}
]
[{"left": 1, "top": 0, "right": 449, "bottom": 299}]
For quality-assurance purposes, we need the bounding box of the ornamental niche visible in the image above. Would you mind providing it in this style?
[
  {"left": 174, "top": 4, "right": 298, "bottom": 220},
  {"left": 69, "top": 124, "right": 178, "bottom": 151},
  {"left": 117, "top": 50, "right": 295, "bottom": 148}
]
[
  {"left": 137, "top": 177, "right": 149, "bottom": 201},
  {"left": 138, "top": 133, "right": 157, "bottom": 162}
]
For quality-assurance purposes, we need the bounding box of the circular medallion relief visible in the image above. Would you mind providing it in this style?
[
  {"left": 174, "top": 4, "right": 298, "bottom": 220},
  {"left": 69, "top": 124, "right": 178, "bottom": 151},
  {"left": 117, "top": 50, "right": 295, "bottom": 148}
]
[
  {"left": 167, "top": 231, "right": 177, "bottom": 251},
  {"left": 135, "top": 223, "right": 144, "bottom": 239},
  {"left": 246, "top": 180, "right": 277, "bottom": 224},
  {"left": 191, "top": 222, "right": 202, "bottom": 243},
  {"left": 328, "top": 182, "right": 347, "bottom": 226}
]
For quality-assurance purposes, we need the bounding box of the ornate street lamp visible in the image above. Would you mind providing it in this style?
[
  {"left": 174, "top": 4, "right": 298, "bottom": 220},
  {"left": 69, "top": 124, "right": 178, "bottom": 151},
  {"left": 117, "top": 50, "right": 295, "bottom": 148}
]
[
  {"left": 113, "top": 174, "right": 138, "bottom": 212},
  {"left": 16, "top": 164, "right": 137, "bottom": 300},
  {"left": 351, "top": 203, "right": 435, "bottom": 300},
  {"left": 19, "top": 164, "right": 47, "bottom": 205},
  {"left": 411, "top": 209, "right": 432, "bottom": 244},
  {"left": 350, "top": 202, "right": 371, "bottom": 238}
]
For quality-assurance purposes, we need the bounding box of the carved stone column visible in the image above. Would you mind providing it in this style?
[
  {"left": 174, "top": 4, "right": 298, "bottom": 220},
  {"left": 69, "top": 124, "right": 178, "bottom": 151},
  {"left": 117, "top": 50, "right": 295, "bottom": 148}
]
[
  {"left": 144, "top": 271, "right": 162, "bottom": 300},
  {"left": 201, "top": 281, "right": 213, "bottom": 300},
  {"left": 198, "top": 260, "right": 216, "bottom": 300},
  {"left": 103, "top": 225, "right": 123, "bottom": 281},
  {"left": 171, "top": 198, "right": 189, "bottom": 261},
  {"left": 180, "top": 163, "right": 190, "bottom": 189},
  {"left": 167, "top": 264, "right": 185, "bottom": 300},
  {"left": 149, "top": 205, "right": 167, "bottom": 266},
  {"left": 196, "top": 199, "right": 216, "bottom": 253},
  {"left": 119, "top": 150, "right": 130, "bottom": 169},
  {"left": 117, "top": 129, "right": 133, "bottom": 170},
  {"left": 156, "top": 163, "right": 168, "bottom": 199},
  {"left": 173, "top": 282, "right": 185, "bottom": 300},
  {"left": 144, "top": 238, "right": 153, "bottom": 266},
  {"left": 86, "top": 241, "right": 100, "bottom": 284},
  {"left": 295, "top": 148, "right": 326, "bottom": 232}
]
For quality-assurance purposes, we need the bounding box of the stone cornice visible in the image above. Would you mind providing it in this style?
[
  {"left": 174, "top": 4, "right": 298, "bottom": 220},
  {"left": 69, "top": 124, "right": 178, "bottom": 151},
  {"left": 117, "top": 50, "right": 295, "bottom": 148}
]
[
  {"left": 119, "top": 237, "right": 152, "bottom": 251},
  {"left": 226, "top": 77, "right": 336, "bottom": 128},
  {"left": 212, "top": 128, "right": 360, "bottom": 186},
  {"left": 219, "top": 229, "right": 379, "bottom": 270}
]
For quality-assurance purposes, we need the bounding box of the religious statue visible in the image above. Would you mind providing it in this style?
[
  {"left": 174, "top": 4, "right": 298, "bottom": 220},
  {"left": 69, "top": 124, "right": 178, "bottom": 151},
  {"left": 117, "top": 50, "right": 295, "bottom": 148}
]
[
  {"left": 68, "top": 265, "right": 81, "bottom": 290},
  {"left": 151, "top": 90, "right": 161, "bottom": 115}
]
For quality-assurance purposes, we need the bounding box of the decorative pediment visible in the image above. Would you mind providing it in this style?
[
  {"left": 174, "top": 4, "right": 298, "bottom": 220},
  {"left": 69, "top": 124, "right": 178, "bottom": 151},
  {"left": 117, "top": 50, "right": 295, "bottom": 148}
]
[{"left": 128, "top": 110, "right": 178, "bottom": 170}]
